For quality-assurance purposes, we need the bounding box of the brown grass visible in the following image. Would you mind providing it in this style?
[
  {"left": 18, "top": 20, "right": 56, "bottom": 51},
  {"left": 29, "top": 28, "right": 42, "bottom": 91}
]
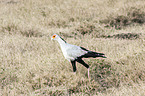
[
  {"left": 0, "top": 0, "right": 145, "bottom": 95},
  {"left": 100, "top": 7, "right": 145, "bottom": 29}
]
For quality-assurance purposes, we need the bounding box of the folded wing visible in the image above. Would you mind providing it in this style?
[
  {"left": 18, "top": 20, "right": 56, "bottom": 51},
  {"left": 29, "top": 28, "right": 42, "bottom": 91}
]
[
  {"left": 66, "top": 45, "right": 87, "bottom": 60},
  {"left": 66, "top": 45, "right": 106, "bottom": 60}
]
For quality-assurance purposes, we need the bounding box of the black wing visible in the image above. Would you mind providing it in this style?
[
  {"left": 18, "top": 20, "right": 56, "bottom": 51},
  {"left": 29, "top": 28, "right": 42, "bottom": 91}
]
[{"left": 80, "top": 47, "right": 106, "bottom": 58}]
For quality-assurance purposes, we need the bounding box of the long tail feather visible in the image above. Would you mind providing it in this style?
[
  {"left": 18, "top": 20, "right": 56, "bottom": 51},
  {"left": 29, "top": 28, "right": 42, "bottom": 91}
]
[{"left": 82, "top": 51, "right": 106, "bottom": 58}]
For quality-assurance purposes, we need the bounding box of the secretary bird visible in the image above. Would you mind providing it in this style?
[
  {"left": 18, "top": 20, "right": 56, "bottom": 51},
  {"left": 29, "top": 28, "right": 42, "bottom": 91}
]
[{"left": 51, "top": 34, "right": 106, "bottom": 78}]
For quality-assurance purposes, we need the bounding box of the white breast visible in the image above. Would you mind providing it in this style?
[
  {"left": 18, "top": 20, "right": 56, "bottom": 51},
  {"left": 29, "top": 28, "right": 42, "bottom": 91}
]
[{"left": 60, "top": 44, "right": 75, "bottom": 61}]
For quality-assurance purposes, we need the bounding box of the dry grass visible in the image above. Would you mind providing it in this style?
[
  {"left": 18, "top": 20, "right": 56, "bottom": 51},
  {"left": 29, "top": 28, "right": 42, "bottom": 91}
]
[{"left": 0, "top": 0, "right": 145, "bottom": 95}]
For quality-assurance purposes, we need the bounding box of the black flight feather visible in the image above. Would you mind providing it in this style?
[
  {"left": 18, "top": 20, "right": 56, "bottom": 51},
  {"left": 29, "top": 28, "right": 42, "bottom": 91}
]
[
  {"left": 80, "top": 47, "right": 106, "bottom": 58},
  {"left": 81, "top": 51, "right": 106, "bottom": 58}
]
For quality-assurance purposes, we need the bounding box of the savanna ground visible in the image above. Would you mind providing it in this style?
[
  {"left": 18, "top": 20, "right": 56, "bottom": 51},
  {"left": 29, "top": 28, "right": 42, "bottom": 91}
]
[{"left": 0, "top": 0, "right": 145, "bottom": 95}]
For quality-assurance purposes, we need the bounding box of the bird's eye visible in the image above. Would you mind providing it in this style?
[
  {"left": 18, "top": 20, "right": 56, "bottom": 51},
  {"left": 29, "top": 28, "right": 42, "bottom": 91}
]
[{"left": 52, "top": 35, "right": 56, "bottom": 38}]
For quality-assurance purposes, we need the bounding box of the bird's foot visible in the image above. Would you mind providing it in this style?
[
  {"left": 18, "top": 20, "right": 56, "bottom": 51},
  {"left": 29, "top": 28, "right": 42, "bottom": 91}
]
[{"left": 73, "top": 72, "right": 76, "bottom": 75}]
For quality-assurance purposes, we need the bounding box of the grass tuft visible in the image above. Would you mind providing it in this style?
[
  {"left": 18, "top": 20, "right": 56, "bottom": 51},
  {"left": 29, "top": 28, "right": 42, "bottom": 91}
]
[
  {"left": 103, "top": 33, "right": 141, "bottom": 40},
  {"left": 100, "top": 7, "right": 145, "bottom": 29},
  {"left": 1, "top": 24, "right": 43, "bottom": 37}
]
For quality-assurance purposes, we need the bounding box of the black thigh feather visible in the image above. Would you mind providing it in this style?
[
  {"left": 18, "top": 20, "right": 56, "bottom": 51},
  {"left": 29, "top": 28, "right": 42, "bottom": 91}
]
[
  {"left": 71, "top": 60, "right": 76, "bottom": 72},
  {"left": 71, "top": 58, "right": 89, "bottom": 72},
  {"left": 76, "top": 58, "right": 89, "bottom": 69}
]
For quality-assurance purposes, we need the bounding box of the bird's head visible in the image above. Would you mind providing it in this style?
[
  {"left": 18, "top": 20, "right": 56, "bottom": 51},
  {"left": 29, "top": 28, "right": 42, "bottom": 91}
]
[
  {"left": 51, "top": 34, "right": 59, "bottom": 40},
  {"left": 51, "top": 34, "right": 67, "bottom": 43}
]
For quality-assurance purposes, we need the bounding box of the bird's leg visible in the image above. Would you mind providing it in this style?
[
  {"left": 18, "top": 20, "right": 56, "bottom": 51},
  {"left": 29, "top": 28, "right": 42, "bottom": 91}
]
[
  {"left": 71, "top": 60, "right": 77, "bottom": 73},
  {"left": 76, "top": 58, "right": 90, "bottom": 79},
  {"left": 88, "top": 68, "right": 90, "bottom": 79}
]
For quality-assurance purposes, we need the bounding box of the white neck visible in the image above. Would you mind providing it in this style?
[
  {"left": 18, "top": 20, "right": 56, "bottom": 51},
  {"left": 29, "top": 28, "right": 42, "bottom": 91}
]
[{"left": 57, "top": 37, "right": 67, "bottom": 47}]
